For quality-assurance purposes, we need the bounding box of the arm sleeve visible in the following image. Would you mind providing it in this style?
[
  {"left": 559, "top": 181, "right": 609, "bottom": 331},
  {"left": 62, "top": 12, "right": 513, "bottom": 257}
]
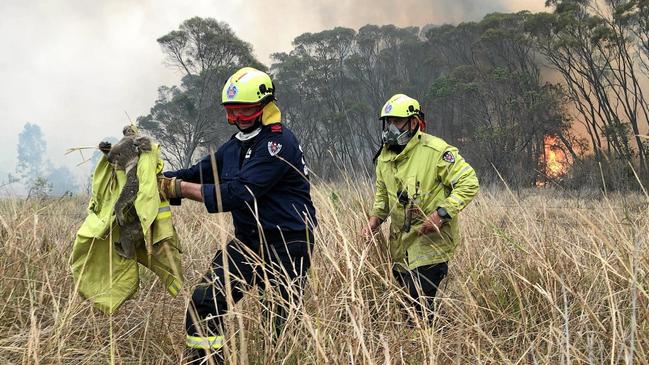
[
  {"left": 370, "top": 163, "right": 390, "bottom": 220},
  {"left": 163, "top": 156, "right": 217, "bottom": 183},
  {"left": 162, "top": 152, "right": 221, "bottom": 205},
  {"left": 201, "top": 136, "right": 295, "bottom": 213},
  {"left": 436, "top": 147, "right": 480, "bottom": 218}
]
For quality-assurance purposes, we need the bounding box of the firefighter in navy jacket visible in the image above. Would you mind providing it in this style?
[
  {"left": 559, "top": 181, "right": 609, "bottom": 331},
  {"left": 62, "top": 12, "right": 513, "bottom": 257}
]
[{"left": 158, "top": 67, "right": 317, "bottom": 363}]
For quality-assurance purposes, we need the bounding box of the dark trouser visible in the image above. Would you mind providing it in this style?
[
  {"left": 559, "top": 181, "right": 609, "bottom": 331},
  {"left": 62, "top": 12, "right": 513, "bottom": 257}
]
[
  {"left": 392, "top": 262, "right": 448, "bottom": 320},
  {"left": 185, "top": 231, "right": 314, "bottom": 339}
]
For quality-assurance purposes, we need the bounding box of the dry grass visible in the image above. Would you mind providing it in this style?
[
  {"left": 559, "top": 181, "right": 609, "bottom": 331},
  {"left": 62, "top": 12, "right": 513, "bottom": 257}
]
[{"left": 0, "top": 182, "right": 647, "bottom": 364}]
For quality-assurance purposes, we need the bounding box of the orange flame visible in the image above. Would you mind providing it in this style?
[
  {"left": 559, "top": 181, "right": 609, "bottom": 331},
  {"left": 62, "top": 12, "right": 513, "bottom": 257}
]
[{"left": 543, "top": 135, "right": 569, "bottom": 178}]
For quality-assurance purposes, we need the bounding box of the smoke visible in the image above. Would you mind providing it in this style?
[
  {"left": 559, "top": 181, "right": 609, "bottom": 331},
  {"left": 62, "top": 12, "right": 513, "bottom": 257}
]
[
  {"left": 0, "top": 0, "right": 549, "bottom": 190},
  {"left": 47, "top": 166, "right": 79, "bottom": 195},
  {"left": 235, "top": 0, "right": 548, "bottom": 63}
]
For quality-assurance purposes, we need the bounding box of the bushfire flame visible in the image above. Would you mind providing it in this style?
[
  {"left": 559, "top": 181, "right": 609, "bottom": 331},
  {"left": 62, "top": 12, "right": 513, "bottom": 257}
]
[{"left": 543, "top": 135, "right": 569, "bottom": 178}]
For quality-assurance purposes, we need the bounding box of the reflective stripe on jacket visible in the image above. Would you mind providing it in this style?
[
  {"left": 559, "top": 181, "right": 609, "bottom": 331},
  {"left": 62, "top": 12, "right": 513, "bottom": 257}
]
[
  {"left": 371, "top": 131, "right": 479, "bottom": 270},
  {"left": 71, "top": 143, "right": 183, "bottom": 314}
]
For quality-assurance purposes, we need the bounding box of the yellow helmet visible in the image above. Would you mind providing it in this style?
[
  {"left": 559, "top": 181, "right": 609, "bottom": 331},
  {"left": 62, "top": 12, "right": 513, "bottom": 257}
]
[
  {"left": 380, "top": 93, "right": 422, "bottom": 119},
  {"left": 221, "top": 67, "right": 275, "bottom": 105}
]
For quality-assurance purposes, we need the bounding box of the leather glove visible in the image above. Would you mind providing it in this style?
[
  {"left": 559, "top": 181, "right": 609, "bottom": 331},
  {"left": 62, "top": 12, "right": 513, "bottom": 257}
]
[
  {"left": 157, "top": 175, "right": 183, "bottom": 200},
  {"left": 98, "top": 141, "right": 112, "bottom": 154}
]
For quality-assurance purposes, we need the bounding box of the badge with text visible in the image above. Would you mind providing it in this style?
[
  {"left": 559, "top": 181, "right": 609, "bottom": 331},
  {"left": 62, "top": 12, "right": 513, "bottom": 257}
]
[
  {"left": 442, "top": 151, "right": 455, "bottom": 163},
  {"left": 226, "top": 84, "right": 238, "bottom": 99},
  {"left": 268, "top": 141, "right": 283, "bottom": 156}
]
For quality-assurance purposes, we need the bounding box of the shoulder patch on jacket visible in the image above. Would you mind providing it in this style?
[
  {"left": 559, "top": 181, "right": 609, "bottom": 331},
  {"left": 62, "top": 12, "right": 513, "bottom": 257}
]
[
  {"left": 442, "top": 151, "right": 455, "bottom": 163},
  {"left": 270, "top": 124, "right": 283, "bottom": 133},
  {"left": 268, "top": 141, "right": 283, "bottom": 156}
]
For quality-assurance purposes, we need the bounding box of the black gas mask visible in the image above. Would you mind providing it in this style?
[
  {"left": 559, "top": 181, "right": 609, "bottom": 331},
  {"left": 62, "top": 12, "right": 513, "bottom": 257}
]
[{"left": 382, "top": 118, "right": 418, "bottom": 152}]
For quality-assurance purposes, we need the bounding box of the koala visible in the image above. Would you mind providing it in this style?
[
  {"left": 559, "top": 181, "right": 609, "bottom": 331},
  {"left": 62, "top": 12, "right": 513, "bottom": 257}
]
[{"left": 101, "top": 126, "right": 152, "bottom": 259}]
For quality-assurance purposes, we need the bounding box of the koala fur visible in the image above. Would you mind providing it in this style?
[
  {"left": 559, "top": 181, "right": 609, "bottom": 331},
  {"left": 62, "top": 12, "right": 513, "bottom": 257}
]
[{"left": 104, "top": 127, "right": 152, "bottom": 259}]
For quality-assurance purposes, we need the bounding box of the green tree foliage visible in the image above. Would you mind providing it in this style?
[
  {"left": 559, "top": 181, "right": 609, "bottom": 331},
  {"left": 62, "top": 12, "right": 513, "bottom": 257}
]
[
  {"left": 630, "top": 0, "right": 649, "bottom": 67},
  {"left": 144, "top": 7, "right": 648, "bottom": 188},
  {"left": 271, "top": 18, "right": 578, "bottom": 184},
  {"left": 139, "top": 17, "right": 264, "bottom": 169},
  {"left": 272, "top": 25, "right": 432, "bottom": 178},
  {"left": 424, "top": 12, "right": 583, "bottom": 185},
  {"left": 527, "top": 0, "right": 649, "bottom": 180}
]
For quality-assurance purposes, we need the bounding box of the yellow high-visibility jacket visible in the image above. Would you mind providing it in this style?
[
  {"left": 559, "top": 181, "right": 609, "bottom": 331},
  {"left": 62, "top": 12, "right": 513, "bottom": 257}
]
[
  {"left": 371, "top": 131, "right": 479, "bottom": 271},
  {"left": 70, "top": 143, "right": 183, "bottom": 314}
]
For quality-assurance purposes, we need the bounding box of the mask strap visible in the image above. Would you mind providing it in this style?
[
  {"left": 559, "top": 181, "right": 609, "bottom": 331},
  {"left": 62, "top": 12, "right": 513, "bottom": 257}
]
[{"left": 412, "top": 115, "right": 425, "bottom": 132}]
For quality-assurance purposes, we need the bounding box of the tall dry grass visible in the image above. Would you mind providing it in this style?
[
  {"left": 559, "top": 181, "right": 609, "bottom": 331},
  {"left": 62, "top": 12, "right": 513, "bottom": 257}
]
[{"left": 0, "top": 181, "right": 647, "bottom": 364}]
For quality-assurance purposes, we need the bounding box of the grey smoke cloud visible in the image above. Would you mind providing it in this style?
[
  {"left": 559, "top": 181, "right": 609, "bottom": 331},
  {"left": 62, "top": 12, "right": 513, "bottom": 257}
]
[
  {"left": 239, "top": 0, "right": 547, "bottom": 68},
  {"left": 0, "top": 0, "right": 547, "bottom": 192}
]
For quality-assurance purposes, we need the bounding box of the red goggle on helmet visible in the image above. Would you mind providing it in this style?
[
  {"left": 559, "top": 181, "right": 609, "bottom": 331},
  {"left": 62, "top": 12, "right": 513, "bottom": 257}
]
[{"left": 224, "top": 103, "right": 263, "bottom": 125}]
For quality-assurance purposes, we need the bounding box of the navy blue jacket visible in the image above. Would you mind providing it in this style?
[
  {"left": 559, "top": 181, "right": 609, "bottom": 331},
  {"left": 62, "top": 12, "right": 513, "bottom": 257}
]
[{"left": 164, "top": 124, "right": 317, "bottom": 240}]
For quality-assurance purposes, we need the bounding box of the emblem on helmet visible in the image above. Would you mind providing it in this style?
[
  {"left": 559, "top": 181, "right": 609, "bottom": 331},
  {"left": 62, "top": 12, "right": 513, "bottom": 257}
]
[
  {"left": 384, "top": 103, "right": 393, "bottom": 113},
  {"left": 226, "top": 84, "right": 238, "bottom": 99}
]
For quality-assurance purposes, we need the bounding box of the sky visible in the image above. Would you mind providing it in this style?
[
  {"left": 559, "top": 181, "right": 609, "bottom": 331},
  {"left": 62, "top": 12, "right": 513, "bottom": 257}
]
[{"left": 0, "top": 0, "right": 548, "bottom": 189}]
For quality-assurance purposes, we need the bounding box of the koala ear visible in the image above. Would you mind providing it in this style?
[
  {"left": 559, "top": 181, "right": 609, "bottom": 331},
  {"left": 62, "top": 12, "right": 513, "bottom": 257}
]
[
  {"left": 134, "top": 136, "right": 152, "bottom": 151},
  {"left": 123, "top": 125, "right": 137, "bottom": 136}
]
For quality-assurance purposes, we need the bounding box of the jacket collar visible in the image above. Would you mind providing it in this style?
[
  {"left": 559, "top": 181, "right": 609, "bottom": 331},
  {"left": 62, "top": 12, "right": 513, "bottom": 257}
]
[
  {"left": 235, "top": 127, "right": 262, "bottom": 141},
  {"left": 261, "top": 101, "right": 281, "bottom": 125}
]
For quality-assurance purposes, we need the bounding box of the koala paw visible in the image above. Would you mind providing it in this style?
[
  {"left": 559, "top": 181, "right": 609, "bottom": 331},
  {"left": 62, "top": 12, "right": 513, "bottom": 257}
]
[
  {"left": 99, "top": 141, "right": 112, "bottom": 154},
  {"left": 116, "top": 209, "right": 125, "bottom": 226},
  {"left": 114, "top": 241, "right": 134, "bottom": 259}
]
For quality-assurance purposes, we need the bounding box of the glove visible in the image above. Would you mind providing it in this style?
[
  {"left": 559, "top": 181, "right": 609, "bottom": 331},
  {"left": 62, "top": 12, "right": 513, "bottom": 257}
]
[
  {"left": 98, "top": 141, "right": 112, "bottom": 154},
  {"left": 157, "top": 175, "right": 183, "bottom": 200}
]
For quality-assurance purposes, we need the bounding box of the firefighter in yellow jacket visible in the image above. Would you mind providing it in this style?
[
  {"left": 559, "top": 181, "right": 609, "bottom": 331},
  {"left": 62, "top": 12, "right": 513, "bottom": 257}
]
[{"left": 361, "top": 93, "right": 479, "bottom": 321}]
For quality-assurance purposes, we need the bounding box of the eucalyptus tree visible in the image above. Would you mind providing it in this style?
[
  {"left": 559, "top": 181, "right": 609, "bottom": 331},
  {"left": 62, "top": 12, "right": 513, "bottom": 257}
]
[{"left": 139, "top": 17, "right": 264, "bottom": 169}]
